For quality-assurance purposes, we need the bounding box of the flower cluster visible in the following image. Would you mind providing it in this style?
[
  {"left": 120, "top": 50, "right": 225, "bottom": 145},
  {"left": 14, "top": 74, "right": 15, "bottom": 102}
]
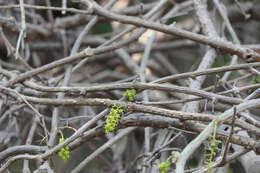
[
  {"left": 205, "top": 120, "right": 221, "bottom": 172},
  {"left": 123, "top": 89, "right": 136, "bottom": 101},
  {"left": 105, "top": 104, "right": 124, "bottom": 134},
  {"left": 58, "top": 137, "right": 70, "bottom": 162}
]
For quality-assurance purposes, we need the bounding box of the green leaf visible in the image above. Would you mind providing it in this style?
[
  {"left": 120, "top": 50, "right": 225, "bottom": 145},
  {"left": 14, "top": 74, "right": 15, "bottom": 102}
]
[
  {"left": 253, "top": 75, "right": 259, "bottom": 84},
  {"left": 124, "top": 89, "right": 136, "bottom": 101}
]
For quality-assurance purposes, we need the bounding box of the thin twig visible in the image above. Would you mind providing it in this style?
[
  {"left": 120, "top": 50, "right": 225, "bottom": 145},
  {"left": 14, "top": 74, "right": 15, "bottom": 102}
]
[
  {"left": 219, "top": 106, "right": 237, "bottom": 166},
  {"left": 16, "top": 0, "right": 26, "bottom": 60}
]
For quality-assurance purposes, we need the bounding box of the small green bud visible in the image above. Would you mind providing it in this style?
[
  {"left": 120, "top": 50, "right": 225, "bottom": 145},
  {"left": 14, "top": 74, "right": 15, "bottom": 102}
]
[{"left": 84, "top": 46, "right": 94, "bottom": 56}]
